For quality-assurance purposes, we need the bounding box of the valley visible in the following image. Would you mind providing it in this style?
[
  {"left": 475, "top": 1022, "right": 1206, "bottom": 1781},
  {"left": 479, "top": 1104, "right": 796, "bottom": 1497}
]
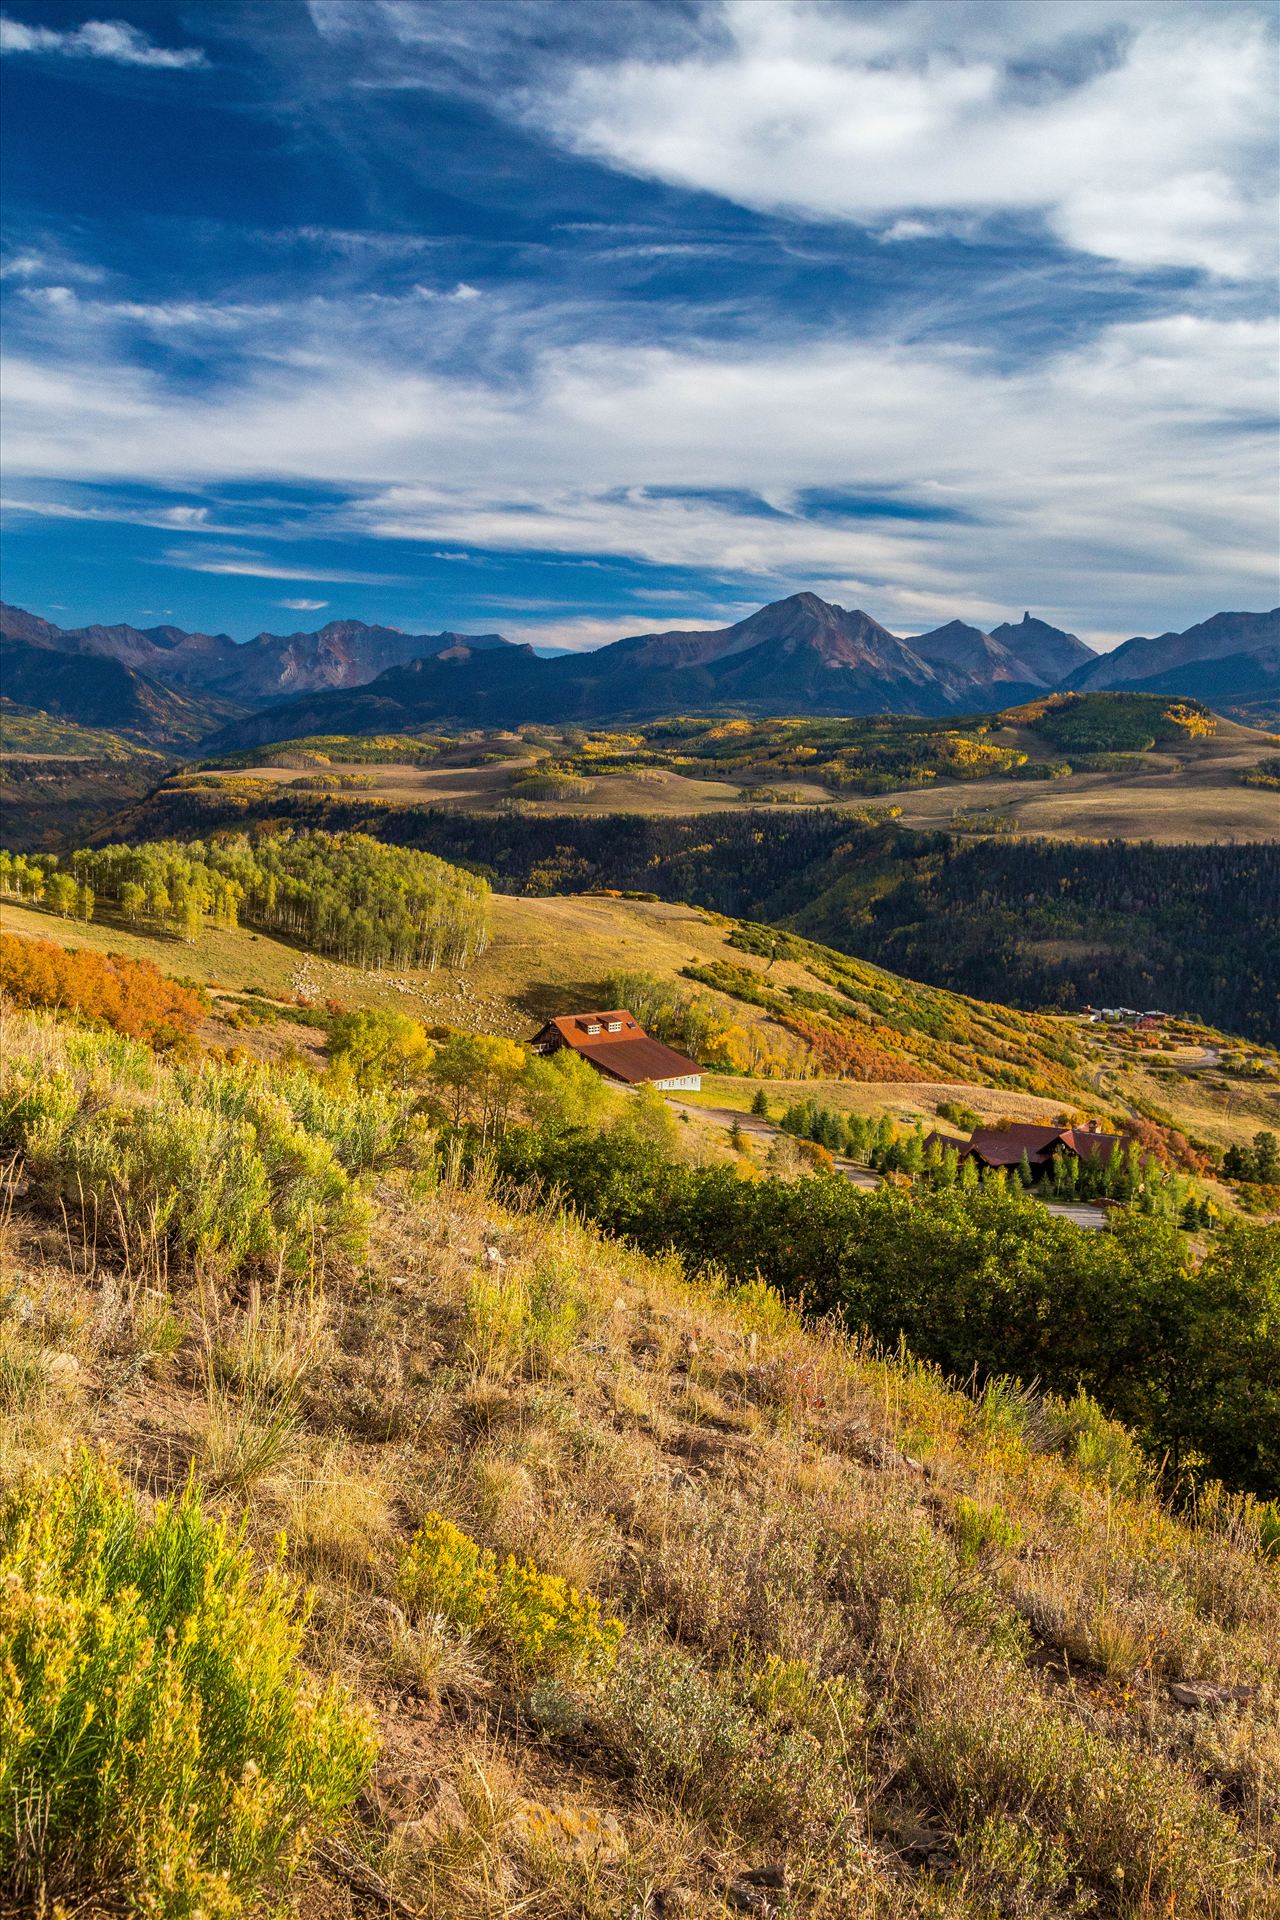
[
  {"left": 6, "top": 17, "right": 1279, "bottom": 1916},
  {"left": 174, "top": 695, "right": 1280, "bottom": 839}
]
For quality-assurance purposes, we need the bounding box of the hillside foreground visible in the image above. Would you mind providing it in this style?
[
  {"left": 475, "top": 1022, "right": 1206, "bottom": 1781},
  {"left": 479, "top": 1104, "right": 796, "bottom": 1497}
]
[{"left": 2, "top": 998, "right": 1278, "bottom": 1920}]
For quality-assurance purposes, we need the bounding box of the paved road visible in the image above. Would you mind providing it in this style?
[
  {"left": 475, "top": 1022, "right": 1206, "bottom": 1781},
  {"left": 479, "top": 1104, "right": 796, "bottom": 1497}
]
[{"left": 1042, "top": 1200, "right": 1108, "bottom": 1230}]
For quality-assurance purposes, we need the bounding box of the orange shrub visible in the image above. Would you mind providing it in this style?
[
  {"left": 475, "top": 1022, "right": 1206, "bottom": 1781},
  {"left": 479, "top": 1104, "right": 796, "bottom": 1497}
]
[{"left": 0, "top": 933, "right": 204, "bottom": 1043}]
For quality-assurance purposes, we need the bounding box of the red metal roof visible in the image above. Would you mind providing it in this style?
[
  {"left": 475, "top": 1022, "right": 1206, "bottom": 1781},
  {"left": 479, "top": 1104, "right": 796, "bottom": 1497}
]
[
  {"left": 571, "top": 1035, "right": 703, "bottom": 1084},
  {"left": 531, "top": 1010, "right": 701, "bottom": 1084},
  {"left": 965, "top": 1122, "right": 1141, "bottom": 1168}
]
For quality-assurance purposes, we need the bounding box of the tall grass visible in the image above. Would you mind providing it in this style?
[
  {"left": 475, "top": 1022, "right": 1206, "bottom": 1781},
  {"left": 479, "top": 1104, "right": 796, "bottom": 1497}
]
[
  {"left": 0, "top": 1006, "right": 418, "bottom": 1276},
  {"left": 0, "top": 1451, "right": 376, "bottom": 1916}
]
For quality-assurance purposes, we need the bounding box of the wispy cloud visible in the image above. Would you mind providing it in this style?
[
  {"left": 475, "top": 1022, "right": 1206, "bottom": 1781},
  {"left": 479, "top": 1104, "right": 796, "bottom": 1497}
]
[
  {"left": 160, "top": 545, "right": 405, "bottom": 586},
  {"left": 4, "top": 295, "right": 1268, "bottom": 637},
  {"left": 0, "top": 14, "right": 207, "bottom": 69},
  {"left": 1, "top": 493, "right": 217, "bottom": 532},
  {"left": 277, "top": 597, "right": 328, "bottom": 610}
]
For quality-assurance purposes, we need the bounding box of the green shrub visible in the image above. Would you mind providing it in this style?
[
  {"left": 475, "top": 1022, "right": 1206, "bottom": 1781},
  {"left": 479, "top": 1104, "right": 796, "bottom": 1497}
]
[
  {"left": 1044, "top": 1389, "right": 1147, "bottom": 1494},
  {"left": 0, "top": 1452, "right": 376, "bottom": 1917},
  {"left": 0, "top": 1010, "right": 411, "bottom": 1275},
  {"left": 397, "top": 1512, "right": 624, "bottom": 1678},
  {"left": 953, "top": 1496, "right": 1021, "bottom": 1566}
]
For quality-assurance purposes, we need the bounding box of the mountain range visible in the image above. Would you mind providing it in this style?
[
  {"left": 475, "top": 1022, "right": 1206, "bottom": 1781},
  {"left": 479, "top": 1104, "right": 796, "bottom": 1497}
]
[{"left": 2, "top": 595, "right": 1276, "bottom": 749}]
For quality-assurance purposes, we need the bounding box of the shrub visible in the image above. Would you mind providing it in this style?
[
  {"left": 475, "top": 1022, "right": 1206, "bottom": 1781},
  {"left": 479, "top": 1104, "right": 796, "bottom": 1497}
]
[
  {"left": 492, "top": 1556, "right": 625, "bottom": 1680},
  {"left": 953, "top": 1496, "right": 1021, "bottom": 1566},
  {"left": 0, "top": 1011, "right": 394, "bottom": 1276},
  {"left": 0, "top": 931, "right": 204, "bottom": 1041},
  {"left": 0, "top": 1452, "right": 376, "bottom": 1917},
  {"left": 397, "top": 1512, "right": 624, "bottom": 1678},
  {"left": 588, "top": 1640, "right": 859, "bottom": 1838},
  {"left": 398, "top": 1511, "right": 497, "bottom": 1628}
]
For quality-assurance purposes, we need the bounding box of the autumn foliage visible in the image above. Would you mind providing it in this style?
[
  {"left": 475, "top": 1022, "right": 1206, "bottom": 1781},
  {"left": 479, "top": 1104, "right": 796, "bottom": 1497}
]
[{"left": 0, "top": 932, "right": 204, "bottom": 1042}]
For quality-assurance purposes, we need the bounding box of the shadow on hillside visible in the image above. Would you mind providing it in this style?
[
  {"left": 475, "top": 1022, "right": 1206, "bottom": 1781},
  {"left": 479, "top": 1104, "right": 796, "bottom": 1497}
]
[{"left": 516, "top": 974, "right": 613, "bottom": 1023}]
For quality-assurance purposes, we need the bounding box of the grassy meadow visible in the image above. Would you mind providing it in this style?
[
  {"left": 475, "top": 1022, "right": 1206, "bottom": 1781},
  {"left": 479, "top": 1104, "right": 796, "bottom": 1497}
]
[{"left": 109, "top": 696, "right": 1280, "bottom": 845}]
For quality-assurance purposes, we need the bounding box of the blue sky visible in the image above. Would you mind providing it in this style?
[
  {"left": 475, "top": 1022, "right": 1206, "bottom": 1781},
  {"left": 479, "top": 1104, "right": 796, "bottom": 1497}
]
[{"left": 1, "top": 0, "right": 1276, "bottom": 651}]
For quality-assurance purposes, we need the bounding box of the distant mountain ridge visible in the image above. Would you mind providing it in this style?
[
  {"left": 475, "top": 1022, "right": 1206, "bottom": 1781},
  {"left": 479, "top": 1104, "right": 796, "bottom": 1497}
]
[
  {"left": 198, "top": 594, "right": 1105, "bottom": 749},
  {"left": 0, "top": 636, "right": 244, "bottom": 748},
  {"left": 1061, "top": 610, "right": 1280, "bottom": 699},
  {"left": 0, "top": 604, "right": 514, "bottom": 705},
  {"left": 3, "top": 594, "right": 1276, "bottom": 750}
]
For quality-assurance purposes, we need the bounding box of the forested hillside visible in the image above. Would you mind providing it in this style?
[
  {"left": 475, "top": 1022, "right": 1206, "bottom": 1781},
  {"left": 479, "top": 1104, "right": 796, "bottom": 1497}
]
[
  {"left": 101, "top": 787, "right": 1280, "bottom": 1042},
  {"left": 1, "top": 829, "right": 490, "bottom": 971}
]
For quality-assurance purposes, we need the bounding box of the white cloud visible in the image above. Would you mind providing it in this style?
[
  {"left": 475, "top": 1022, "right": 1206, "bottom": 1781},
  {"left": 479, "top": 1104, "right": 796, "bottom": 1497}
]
[
  {"left": 412, "top": 281, "right": 484, "bottom": 303},
  {"left": 0, "top": 493, "right": 217, "bottom": 532},
  {"left": 500, "top": 612, "right": 683, "bottom": 653},
  {"left": 160, "top": 546, "right": 405, "bottom": 585},
  {"left": 1, "top": 301, "right": 1274, "bottom": 641},
  {"left": 277, "top": 597, "right": 329, "bottom": 611},
  {"left": 527, "top": 0, "right": 1277, "bottom": 279},
  {"left": 0, "top": 14, "right": 206, "bottom": 68}
]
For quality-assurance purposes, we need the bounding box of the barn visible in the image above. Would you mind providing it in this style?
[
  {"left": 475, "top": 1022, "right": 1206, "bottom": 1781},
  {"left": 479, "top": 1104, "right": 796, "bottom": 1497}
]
[{"left": 530, "top": 1010, "right": 703, "bottom": 1092}]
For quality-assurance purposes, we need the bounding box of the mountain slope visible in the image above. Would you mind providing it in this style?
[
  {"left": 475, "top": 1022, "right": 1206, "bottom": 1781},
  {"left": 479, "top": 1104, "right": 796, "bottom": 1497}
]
[
  {"left": 0, "top": 636, "right": 246, "bottom": 747},
  {"left": 1063, "top": 609, "right": 1280, "bottom": 699},
  {"left": 7, "top": 992, "right": 1277, "bottom": 1917},
  {"left": 0, "top": 603, "right": 514, "bottom": 705},
  {"left": 906, "top": 618, "right": 1046, "bottom": 692},
  {"left": 988, "top": 613, "right": 1095, "bottom": 683},
  {"left": 203, "top": 595, "right": 1058, "bottom": 749}
]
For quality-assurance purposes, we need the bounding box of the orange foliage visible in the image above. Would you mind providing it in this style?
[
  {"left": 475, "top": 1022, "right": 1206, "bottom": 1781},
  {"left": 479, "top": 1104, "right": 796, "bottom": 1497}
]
[
  {"left": 0, "top": 933, "right": 204, "bottom": 1043},
  {"left": 1126, "top": 1114, "right": 1206, "bottom": 1174},
  {"left": 781, "top": 1013, "right": 927, "bottom": 1082}
]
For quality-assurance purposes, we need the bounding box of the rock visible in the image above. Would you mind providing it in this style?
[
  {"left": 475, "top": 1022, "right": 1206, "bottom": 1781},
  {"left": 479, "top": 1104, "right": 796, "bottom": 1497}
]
[
  {"left": 513, "top": 1799, "right": 627, "bottom": 1864},
  {"left": 724, "top": 1883, "right": 778, "bottom": 1915},
  {"left": 1169, "top": 1680, "right": 1256, "bottom": 1710},
  {"left": 738, "top": 1865, "right": 787, "bottom": 1890},
  {"left": 398, "top": 1779, "right": 468, "bottom": 1849}
]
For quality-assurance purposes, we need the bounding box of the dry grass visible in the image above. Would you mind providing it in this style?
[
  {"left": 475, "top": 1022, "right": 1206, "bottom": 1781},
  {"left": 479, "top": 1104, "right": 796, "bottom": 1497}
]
[
  {"left": 5, "top": 1147, "right": 1278, "bottom": 1920},
  {"left": 182, "top": 710, "right": 1280, "bottom": 839}
]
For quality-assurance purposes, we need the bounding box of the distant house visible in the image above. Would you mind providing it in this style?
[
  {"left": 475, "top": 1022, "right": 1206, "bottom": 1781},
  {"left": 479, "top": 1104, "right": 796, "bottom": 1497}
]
[
  {"left": 530, "top": 1010, "right": 703, "bottom": 1092},
  {"left": 924, "top": 1119, "right": 1146, "bottom": 1176},
  {"left": 942, "top": 1119, "right": 1145, "bottom": 1175}
]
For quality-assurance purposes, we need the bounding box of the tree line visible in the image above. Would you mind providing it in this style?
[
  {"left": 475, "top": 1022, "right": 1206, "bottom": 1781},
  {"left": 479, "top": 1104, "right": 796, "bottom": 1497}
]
[{"left": 1, "top": 829, "right": 490, "bottom": 970}]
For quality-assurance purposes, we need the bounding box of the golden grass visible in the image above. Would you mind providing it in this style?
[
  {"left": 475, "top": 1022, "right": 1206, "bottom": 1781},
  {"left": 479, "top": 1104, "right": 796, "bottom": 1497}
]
[
  {"left": 5, "top": 1148, "right": 1278, "bottom": 1919},
  {"left": 190, "top": 709, "right": 1280, "bottom": 839},
  {"left": 873, "top": 715, "right": 1280, "bottom": 843}
]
